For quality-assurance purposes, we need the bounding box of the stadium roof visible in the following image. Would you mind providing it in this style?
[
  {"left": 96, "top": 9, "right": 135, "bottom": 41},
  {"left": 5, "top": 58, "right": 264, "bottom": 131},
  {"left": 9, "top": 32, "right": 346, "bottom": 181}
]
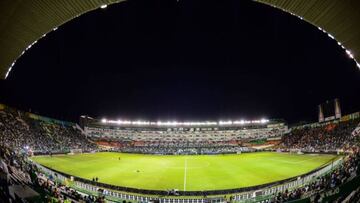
[{"left": 0, "top": 0, "right": 360, "bottom": 79}]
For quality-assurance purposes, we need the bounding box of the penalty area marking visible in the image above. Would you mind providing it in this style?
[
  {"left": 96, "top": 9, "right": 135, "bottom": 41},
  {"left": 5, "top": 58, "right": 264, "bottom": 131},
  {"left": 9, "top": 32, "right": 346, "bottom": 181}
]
[{"left": 183, "top": 158, "right": 187, "bottom": 191}]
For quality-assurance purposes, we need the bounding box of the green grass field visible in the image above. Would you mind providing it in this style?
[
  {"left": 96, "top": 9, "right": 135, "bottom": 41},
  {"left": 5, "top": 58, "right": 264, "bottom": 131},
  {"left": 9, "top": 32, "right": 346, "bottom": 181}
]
[{"left": 32, "top": 152, "right": 337, "bottom": 191}]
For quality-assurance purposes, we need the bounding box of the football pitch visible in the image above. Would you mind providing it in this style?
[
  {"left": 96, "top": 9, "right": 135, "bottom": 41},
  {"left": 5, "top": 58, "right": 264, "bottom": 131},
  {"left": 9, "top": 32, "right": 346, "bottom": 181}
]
[{"left": 32, "top": 152, "right": 338, "bottom": 191}]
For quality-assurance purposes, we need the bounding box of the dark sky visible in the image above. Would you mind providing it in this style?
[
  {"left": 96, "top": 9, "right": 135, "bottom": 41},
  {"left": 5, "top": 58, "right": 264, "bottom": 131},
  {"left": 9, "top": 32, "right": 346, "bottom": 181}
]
[{"left": 0, "top": 0, "right": 359, "bottom": 124}]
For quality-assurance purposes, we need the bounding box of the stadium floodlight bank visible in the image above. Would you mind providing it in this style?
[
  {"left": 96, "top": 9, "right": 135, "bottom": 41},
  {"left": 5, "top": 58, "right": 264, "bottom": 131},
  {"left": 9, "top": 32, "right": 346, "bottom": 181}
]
[
  {"left": 99, "top": 118, "right": 272, "bottom": 126},
  {"left": 80, "top": 116, "right": 287, "bottom": 133},
  {"left": 80, "top": 115, "right": 285, "bottom": 128}
]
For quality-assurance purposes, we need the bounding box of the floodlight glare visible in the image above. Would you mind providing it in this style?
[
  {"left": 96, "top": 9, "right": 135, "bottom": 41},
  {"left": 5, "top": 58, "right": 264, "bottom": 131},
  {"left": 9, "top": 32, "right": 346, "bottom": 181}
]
[
  {"left": 100, "top": 4, "right": 107, "bottom": 9},
  {"left": 260, "top": 119, "right": 269, "bottom": 123}
]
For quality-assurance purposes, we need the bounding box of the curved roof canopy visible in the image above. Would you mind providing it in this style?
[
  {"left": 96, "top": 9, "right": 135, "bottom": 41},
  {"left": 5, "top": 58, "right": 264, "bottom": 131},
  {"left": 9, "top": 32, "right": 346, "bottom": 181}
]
[{"left": 0, "top": 0, "right": 359, "bottom": 79}]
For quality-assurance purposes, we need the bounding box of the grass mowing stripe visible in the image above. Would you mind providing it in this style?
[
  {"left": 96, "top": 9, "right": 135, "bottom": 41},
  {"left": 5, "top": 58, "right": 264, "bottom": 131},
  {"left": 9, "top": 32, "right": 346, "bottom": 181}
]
[{"left": 184, "top": 158, "right": 188, "bottom": 191}]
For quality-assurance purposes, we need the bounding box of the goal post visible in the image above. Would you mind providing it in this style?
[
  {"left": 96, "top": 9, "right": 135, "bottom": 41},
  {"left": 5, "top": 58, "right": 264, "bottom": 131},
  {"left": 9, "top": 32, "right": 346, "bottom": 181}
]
[
  {"left": 69, "top": 149, "right": 83, "bottom": 155},
  {"left": 289, "top": 148, "right": 302, "bottom": 154}
]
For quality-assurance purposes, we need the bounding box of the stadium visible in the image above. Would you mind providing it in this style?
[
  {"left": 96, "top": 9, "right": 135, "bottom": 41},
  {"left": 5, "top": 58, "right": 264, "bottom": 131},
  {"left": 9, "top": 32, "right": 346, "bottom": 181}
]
[
  {"left": 1, "top": 103, "right": 360, "bottom": 202},
  {"left": 1, "top": 1, "right": 360, "bottom": 203}
]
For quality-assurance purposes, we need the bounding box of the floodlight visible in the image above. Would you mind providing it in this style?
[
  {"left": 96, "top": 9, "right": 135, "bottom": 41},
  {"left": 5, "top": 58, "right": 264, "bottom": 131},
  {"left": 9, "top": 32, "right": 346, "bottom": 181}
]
[{"left": 219, "top": 121, "right": 232, "bottom": 125}]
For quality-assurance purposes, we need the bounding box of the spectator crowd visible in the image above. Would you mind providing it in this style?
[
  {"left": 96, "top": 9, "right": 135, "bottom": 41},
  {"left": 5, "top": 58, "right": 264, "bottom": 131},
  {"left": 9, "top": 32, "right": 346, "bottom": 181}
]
[
  {"left": 119, "top": 146, "right": 252, "bottom": 155},
  {"left": 268, "top": 146, "right": 360, "bottom": 203},
  {"left": 0, "top": 107, "right": 97, "bottom": 154},
  {"left": 280, "top": 119, "right": 360, "bottom": 152},
  {"left": 0, "top": 144, "right": 107, "bottom": 202}
]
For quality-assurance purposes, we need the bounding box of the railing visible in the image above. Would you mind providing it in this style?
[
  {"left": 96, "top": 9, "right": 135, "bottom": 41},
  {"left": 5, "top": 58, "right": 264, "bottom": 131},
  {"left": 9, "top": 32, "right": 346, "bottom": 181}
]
[
  {"left": 234, "top": 158, "right": 343, "bottom": 202},
  {"left": 34, "top": 156, "right": 343, "bottom": 203}
]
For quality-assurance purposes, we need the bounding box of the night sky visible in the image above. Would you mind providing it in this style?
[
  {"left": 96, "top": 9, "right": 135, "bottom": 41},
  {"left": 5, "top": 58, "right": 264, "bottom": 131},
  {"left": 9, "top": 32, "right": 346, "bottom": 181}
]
[{"left": 0, "top": 0, "right": 359, "bottom": 124}]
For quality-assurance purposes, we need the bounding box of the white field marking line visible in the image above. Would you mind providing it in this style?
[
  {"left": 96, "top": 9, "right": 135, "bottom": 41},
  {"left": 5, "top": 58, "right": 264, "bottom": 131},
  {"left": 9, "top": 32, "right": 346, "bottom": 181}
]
[{"left": 183, "top": 158, "right": 188, "bottom": 191}]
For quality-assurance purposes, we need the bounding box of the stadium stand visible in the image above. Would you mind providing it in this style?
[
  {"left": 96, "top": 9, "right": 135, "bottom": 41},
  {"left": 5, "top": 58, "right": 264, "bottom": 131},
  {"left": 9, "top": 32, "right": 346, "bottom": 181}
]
[
  {"left": 352, "top": 121, "right": 360, "bottom": 137},
  {"left": 280, "top": 118, "right": 360, "bottom": 152},
  {"left": 0, "top": 144, "right": 107, "bottom": 202},
  {"left": 0, "top": 105, "right": 97, "bottom": 154},
  {"left": 82, "top": 116, "right": 287, "bottom": 154},
  {"left": 267, "top": 148, "right": 360, "bottom": 202}
]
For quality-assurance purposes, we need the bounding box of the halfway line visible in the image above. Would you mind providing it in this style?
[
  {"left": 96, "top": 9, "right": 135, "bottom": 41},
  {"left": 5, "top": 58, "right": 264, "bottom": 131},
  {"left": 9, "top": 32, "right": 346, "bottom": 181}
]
[{"left": 183, "top": 158, "right": 188, "bottom": 191}]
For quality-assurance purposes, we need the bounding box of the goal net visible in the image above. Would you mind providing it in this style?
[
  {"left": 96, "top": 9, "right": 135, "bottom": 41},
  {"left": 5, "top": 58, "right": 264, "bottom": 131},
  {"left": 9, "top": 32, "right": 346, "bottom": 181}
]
[
  {"left": 68, "top": 149, "right": 83, "bottom": 155},
  {"left": 289, "top": 149, "right": 302, "bottom": 154}
]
